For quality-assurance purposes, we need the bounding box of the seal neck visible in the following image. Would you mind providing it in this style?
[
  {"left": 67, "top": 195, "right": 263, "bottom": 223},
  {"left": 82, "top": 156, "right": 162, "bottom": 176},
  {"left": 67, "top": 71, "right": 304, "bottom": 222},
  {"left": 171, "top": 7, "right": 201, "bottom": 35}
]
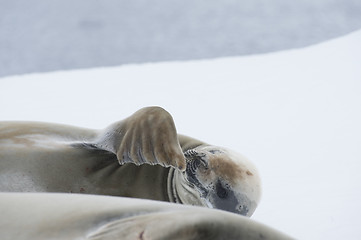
[{"left": 167, "top": 168, "right": 182, "bottom": 204}]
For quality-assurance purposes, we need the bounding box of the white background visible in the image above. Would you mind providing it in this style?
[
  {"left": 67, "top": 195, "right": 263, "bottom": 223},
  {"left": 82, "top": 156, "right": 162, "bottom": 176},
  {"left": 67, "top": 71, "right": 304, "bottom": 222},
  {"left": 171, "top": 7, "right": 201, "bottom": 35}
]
[{"left": 1, "top": 30, "right": 360, "bottom": 239}]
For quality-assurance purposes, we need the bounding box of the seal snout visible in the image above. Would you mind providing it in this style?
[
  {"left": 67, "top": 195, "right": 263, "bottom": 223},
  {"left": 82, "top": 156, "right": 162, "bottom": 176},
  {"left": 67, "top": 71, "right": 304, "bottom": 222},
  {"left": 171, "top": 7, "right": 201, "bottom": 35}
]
[{"left": 207, "top": 178, "right": 252, "bottom": 216}]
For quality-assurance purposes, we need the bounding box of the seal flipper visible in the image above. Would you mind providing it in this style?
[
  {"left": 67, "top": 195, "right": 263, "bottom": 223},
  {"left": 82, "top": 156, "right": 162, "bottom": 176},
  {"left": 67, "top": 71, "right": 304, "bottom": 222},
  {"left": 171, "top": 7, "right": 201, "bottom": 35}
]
[
  {"left": 177, "top": 134, "right": 207, "bottom": 152},
  {"left": 89, "top": 107, "right": 186, "bottom": 171}
]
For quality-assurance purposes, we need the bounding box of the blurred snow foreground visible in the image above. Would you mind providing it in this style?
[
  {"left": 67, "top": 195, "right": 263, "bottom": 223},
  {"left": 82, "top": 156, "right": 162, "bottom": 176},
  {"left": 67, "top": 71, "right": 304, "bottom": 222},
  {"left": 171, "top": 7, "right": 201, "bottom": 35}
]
[
  {"left": 0, "top": 193, "right": 290, "bottom": 240},
  {"left": 1, "top": 29, "right": 361, "bottom": 239}
]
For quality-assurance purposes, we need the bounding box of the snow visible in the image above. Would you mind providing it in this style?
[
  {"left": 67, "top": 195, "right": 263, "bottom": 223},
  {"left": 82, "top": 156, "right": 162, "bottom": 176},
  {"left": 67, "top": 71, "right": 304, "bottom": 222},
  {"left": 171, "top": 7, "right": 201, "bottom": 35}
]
[{"left": 1, "top": 30, "right": 361, "bottom": 239}]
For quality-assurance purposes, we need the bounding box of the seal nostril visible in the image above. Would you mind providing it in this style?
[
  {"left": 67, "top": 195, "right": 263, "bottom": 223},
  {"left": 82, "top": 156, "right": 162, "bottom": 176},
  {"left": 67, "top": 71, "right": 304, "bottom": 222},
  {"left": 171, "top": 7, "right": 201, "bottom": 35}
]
[{"left": 237, "top": 204, "right": 249, "bottom": 216}]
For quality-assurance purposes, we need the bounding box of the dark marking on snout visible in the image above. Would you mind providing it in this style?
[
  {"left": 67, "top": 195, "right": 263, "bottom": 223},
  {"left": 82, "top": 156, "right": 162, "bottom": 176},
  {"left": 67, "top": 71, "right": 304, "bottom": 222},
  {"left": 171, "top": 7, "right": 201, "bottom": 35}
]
[
  {"left": 216, "top": 180, "right": 228, "bottom": 198},
  {"left": 211, "top": 180, "right": 249, "bottom": 216}
]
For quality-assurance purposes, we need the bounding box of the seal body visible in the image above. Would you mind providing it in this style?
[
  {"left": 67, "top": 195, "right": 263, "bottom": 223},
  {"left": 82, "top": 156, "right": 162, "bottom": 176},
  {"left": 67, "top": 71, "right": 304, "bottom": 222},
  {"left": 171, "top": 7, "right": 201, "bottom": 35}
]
[
  {"left": 0, "top": 121, "right": 170, "bottom": 201},
  {"left": 0, "top": 107, "right": 261, "bottom": 216}
]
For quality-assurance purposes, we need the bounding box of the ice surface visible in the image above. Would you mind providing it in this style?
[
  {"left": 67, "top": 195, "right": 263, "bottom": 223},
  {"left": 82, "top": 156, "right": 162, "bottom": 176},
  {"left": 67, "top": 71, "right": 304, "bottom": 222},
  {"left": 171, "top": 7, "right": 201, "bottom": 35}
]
[{"left": 1, "top": 30, "right": 361, "bottom": 239}]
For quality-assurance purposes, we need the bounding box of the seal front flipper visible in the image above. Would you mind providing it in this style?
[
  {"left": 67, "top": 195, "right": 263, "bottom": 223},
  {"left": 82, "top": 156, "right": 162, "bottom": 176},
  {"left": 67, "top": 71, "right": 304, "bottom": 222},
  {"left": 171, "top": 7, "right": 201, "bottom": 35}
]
[{"left": 91, "top": 107, "right": 186, "bottom": 171}]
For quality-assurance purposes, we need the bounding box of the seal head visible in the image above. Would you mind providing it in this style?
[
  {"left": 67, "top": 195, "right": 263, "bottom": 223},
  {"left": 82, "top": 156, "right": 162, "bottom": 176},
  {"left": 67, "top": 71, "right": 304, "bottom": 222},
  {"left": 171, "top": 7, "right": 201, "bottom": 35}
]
[{"left": 171, "top": 145, "right": 261, "bottom": 217}]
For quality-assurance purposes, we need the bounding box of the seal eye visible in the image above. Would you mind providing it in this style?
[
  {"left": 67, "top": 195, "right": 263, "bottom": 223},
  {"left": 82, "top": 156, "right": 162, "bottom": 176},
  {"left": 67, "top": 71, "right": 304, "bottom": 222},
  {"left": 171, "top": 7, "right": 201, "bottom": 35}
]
[{"left": 216, "top": 180, "right": 228, "bottom": 199}]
